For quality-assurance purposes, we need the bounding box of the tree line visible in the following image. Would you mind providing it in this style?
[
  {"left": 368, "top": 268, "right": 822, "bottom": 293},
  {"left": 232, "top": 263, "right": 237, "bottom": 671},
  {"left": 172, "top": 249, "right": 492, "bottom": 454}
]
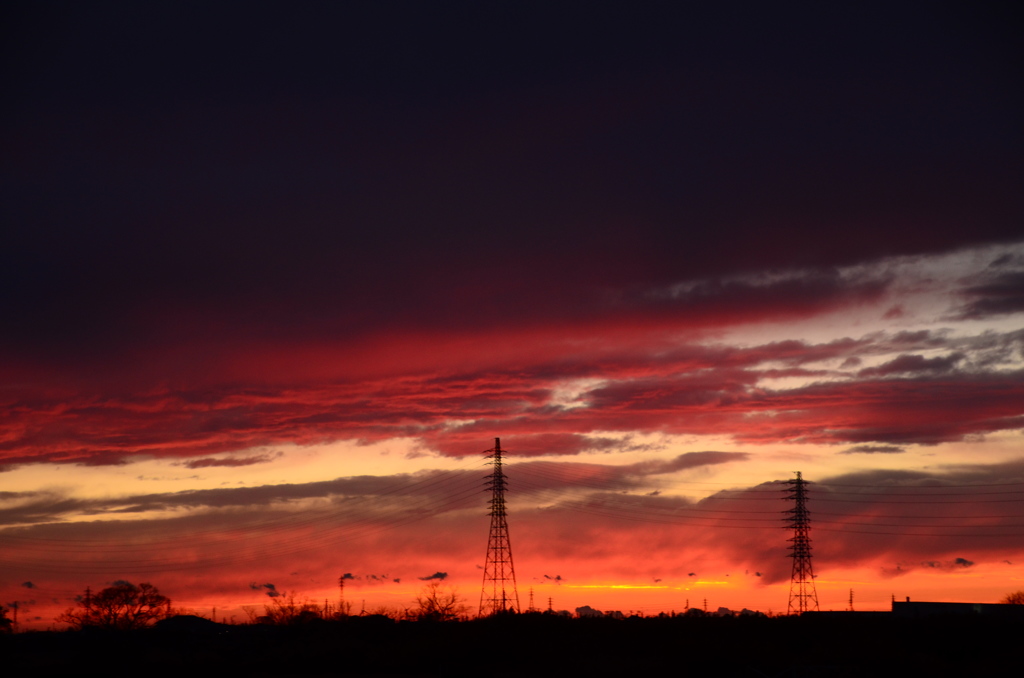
[
  {"left": 4, "top": 584, "right": 1022, "bottom": 632},
  {"left": 15, "top": 579, "right": 469, "bottom": 630}
]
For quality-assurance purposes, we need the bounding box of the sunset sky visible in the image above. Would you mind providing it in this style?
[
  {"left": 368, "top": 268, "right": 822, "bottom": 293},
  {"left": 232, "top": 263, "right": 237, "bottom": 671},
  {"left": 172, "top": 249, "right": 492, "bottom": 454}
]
[{"left": 2, "top": 2, "right": 1023, "bottom": 627}]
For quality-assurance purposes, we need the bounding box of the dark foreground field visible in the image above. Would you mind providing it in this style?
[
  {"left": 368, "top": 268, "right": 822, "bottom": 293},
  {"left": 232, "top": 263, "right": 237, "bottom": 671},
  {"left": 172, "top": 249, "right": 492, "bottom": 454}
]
[{"left": 3, "top": 613, "right": 1019, "bottom": 677}]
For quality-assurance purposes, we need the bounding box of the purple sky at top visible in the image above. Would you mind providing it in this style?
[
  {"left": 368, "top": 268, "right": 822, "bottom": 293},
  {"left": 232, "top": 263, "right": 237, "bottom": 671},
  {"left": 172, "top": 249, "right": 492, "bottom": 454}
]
[{"left": 3, "top": 2, "right": 1020, "bottom": 362}]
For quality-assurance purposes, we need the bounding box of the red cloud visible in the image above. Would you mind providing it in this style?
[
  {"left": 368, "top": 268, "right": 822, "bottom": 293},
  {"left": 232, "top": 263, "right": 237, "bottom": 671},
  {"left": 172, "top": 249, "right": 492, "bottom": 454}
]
[{"left": 2, "top": 326, "right": 1021, "bottom": 467}]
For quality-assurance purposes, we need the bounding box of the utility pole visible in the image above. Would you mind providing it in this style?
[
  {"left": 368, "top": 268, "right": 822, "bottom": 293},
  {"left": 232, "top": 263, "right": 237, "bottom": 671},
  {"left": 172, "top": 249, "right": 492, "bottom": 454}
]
[
  {"left": 529, "top": 587, "right": 535, "bottom": 612},
  {"left": 784, "top": 472, "right": 819, "bottom": 614},
  {"left": 479, "top": 438, "right": 520, "bottom": 616},
  {"left": 848, "top": 588, "right": 854, "bottom": 612}
]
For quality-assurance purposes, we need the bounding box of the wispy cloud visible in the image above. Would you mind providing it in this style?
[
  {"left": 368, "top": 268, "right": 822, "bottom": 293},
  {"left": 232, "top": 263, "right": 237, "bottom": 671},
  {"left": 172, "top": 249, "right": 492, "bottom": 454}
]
[
  {"left": 183, "top": 453, "right": 281, "bottom": 469},
  {"left": 418, "top": 571, "right": 448, "bottom": 581},
  {"left": 840, "top": 445, "right": 906, "bottom": 455}
]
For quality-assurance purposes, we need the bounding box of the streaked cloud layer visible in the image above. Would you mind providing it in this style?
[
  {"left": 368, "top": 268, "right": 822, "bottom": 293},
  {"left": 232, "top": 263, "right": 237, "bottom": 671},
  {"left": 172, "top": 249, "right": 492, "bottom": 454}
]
[{"left": 3, "top": 246, "right": 1021, "bottom": 465}]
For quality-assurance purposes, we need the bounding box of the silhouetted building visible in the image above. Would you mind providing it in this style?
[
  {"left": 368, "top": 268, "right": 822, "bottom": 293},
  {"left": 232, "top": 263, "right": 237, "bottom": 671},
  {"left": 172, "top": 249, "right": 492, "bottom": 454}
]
[{"left": 892, "top": 600, "right": 1024, "bottom": 619}]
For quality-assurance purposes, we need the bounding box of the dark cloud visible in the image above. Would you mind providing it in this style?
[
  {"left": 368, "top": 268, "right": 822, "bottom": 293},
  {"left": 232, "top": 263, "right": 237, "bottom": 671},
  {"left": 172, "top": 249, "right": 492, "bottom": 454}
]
[
  {"left": 0, "top": 490, "right": 34, "bottom": 499},
  {"left": 20, "top": 581, "right": 35, "bottom": 589},
  {"left": 0, "top": 491, "right": 170, "bottom": 526},
  {"left": 426, "top": 433, "right": 648, "bottom": 459},
  {"left": 510, "top": 459, "right": 1024, "bottom": 587},
  {"left": 989, "top": 254, "right": 1019, "bottom": 268},
  {"left": 921, "top": 558, "right": 974, "bottom": 571},
  {"left": 840, "top": 445, "right": 906, "bottom": 455},
  {"left": 733, "top": 368, "right": 1024, "bottom": 446},
  {"left": 0, "top": 467, "right": 492, "bottom": 526},
  {"left": 952, "top": 271, "right": 1024, "bottom": 320},
  {"left": 857, "top": 353, "right": 964, "bottom": 378},
  {"left": 339, "top": 573, "right": 397, "bottom": 585},
  {"left": 764, "top": 463, "right": 1024, "bottom": 577},
  {"left": 625, "top": 452, "right": 749, "bottom": 476},
  {"left": 249, "top": 582, "right": 281, "bottom": 597},
  {"left": 183, "top": 453, "right": 279, "bottom": 469},
  {"left": 418, "top": 572, "right": 448, "bottom": 581},
  {"left": 638, "top": 269, "right": 893, "bottom": 329}
]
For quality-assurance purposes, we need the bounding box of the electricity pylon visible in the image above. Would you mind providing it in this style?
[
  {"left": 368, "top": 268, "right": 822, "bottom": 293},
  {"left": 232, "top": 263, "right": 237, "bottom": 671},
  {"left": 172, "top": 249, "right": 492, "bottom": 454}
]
[
  {"left": 479, "top": 437, "right": 519, "bottom": 616},
  {"left": 784, "top": 471, "right": 819, "bottom": 614}
]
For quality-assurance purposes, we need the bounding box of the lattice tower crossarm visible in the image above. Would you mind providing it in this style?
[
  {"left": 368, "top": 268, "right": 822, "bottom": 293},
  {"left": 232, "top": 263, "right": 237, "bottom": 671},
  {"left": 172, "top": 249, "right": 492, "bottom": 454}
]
[
  {"left": 479, "top": 437, "right": 520, "bottom": 616},
  {"left": 783, "top": 471, "right": 819, "bottom": 614}
]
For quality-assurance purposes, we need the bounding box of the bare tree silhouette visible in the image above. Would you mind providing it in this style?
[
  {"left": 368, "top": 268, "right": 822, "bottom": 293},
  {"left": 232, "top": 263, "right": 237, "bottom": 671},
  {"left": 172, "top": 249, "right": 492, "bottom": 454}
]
[
  {"left": 0, "top": 605, "right": 13, "bottom": 634},
  {"left": 412, "top": 581, "right": 468, "bottom": 622},
  {"left": 251, "top": 593, "right": 323, "bottom": 625},
  {"left": 56, "top": 582, "right": 170, "bottom": 630},
  {"left": 1001, "top": 590, "right": 1024, "bottom": 605}
]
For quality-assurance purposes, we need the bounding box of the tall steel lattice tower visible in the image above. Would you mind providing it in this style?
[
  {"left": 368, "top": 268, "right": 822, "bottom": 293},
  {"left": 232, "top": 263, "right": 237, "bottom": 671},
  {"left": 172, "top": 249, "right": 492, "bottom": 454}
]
[
  {"left": 479, "top": 437, "right": 520, "bottom": 616},
  {"left": 784, "top": 471, "right": 819, "bottom": 614}
]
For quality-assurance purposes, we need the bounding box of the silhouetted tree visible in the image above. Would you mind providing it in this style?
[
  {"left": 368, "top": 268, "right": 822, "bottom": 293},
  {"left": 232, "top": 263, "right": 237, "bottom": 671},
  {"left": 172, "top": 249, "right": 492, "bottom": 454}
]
[
  {"left": 411, "top": 581, "right": 468, "bottom": 621},
  {"left": 366, "top": 604, "right": 407, "bottom": 620},
  {"left": 255, "top": 593, "right": 323, "bottom": 625},
  {"left": 0, "top": 605, "right": 13, "bottom": 633},
  {"left": 56, "top": 582, "right": 170, "bottom": 630},
  {"left": 1001, "top": 590, "right": 1024, "bottom": 604}
]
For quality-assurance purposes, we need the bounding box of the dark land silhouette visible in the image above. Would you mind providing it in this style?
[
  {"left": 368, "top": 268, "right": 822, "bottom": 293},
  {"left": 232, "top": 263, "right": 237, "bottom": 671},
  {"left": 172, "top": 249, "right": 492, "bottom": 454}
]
[{"left": 4, "top": 612, "right": 1022, "bottom": 677}]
